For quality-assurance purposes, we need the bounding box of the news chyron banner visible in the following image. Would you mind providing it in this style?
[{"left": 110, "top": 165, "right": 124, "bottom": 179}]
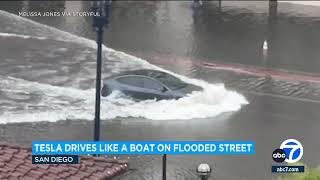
[{"left": 31, "top": 141, "right": 254, "bottom": 164}]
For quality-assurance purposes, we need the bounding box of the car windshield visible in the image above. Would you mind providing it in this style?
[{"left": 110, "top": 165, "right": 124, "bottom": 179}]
[{"left": 153, "top": 73, "right": 188, "bottom": 90}]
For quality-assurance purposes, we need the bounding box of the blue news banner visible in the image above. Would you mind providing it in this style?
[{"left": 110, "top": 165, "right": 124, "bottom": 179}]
[{"left": 32, "top": 141, "right": 254, "bottom": 164}]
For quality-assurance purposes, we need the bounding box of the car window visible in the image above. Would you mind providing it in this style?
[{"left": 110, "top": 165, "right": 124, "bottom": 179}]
[
  {"left": 117, "top": 76, "right": 144, "bottom": 87},
  {"left": 154, "top": 74, "right": 187, "bottom": 90},
  {"left": 141, "top": 78, "right": 164, "bottom": 91}
]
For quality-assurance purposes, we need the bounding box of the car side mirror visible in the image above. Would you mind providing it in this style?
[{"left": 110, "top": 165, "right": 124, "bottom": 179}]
[{"left": 161, "top": 87, "right": 168, "bottom": 92}]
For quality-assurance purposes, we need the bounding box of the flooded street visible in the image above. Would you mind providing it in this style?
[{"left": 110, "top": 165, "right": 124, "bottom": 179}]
[{"left": 1, "top": 1, "right": 320, "bottom": 179}]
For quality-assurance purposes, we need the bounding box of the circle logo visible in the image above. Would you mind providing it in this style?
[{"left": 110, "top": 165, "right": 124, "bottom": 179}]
[
  {"left": 272, "top": 148, "right": 286, "bottom": 163},
  {"left": 280, "top": 139, "right": 303, "bottom": 163}
]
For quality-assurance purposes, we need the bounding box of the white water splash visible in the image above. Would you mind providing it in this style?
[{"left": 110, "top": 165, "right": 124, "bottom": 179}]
[
  {"left": 0, "top": 76, "right": 247, "bottom": 123},
  {"left": 0, "top": 32, "right": 47, "bottom": 40}
]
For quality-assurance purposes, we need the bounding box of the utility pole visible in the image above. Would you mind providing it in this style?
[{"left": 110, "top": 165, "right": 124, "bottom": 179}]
[{"left": 92, "top": 0, "right": 112, "bottom": 142}]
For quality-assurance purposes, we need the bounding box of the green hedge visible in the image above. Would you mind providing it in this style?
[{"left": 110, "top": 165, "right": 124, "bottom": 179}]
[{"left": 278, "top": 163, "right": 320, "bottom": 180}]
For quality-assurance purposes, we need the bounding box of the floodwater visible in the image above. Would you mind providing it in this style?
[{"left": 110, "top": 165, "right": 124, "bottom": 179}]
[{"left": 1, "top": 1, "right": 320, "bottom": 180}]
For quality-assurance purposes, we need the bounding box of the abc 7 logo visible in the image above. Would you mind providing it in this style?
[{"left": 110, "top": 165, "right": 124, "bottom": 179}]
[
  {"left": 272, "top": 139, "right": 303, "bottom": 163},
  {"left": 272, "top": 149, "right": 286, "bottom": 163}
]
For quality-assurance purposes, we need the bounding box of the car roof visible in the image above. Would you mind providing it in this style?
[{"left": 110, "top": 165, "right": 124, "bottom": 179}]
[
  {"left": 107, "top": 69, "right": 192, "bottom": 90},
  {"left": 113, "top": 69, "right": 169, "bottom": 79}
]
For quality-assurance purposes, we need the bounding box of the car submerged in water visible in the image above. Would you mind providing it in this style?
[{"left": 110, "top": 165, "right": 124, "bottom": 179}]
[{"left": 101, "top": 69, "right": 203, "bottom": 100}]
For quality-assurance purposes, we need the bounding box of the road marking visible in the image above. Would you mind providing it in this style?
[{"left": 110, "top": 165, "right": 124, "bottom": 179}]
[
  {"left": 242, "top": 90, "right": 320, "bottom": 104},
  {"left": 201, "top": 62, "right": 320, "bottom": 84}
]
